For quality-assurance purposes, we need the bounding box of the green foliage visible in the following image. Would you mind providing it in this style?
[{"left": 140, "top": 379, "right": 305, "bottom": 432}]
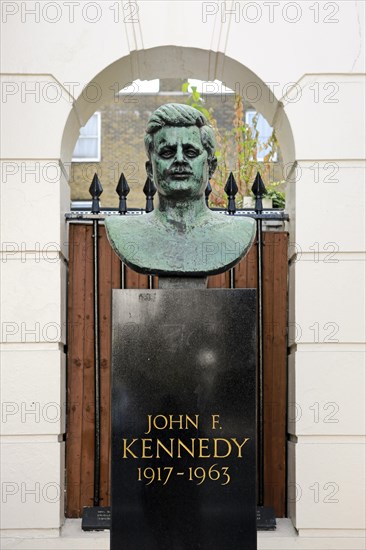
[
  {"left": 182, "top": 82, "right": 285, "bottom": 208},
  {"left": 183, "top": 84, "right": 211, "bottom": 121},
  {"left": 261, "top": 181, "right": 286, "bottom": 209}
]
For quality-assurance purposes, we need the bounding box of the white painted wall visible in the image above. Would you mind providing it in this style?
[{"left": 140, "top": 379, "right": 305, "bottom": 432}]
[{"left": 1, "top": 0, "right": 365, "bottom": 543}]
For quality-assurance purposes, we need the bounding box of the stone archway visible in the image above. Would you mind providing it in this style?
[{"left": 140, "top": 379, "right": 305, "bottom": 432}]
[{"left": 61, "top": 46, "right": 295, "bottom": 169}]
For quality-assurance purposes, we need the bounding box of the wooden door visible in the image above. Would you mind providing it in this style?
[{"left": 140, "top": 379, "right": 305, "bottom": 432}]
[{"left": 66, "top": 224, "right": 288, "bottom": 517}]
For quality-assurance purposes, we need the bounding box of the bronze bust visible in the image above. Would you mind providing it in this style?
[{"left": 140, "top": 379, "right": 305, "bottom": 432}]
[{"left": 105, "top": 103, "right": 256, "bottom": 276}]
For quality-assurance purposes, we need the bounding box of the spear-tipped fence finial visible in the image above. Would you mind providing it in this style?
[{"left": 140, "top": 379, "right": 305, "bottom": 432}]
[
  {"left": 89, "top": 173, "right": 103, "bottom": 214},
  {"left": 251, "top": 172, "right": 267, "bottom": 213},
  {"left": 205, "top": 181, "right": 212, "bottom": 207},
  {"left": 224, "top": 172, "right": 238, "bottom": 215},
  {"left": 143, "top": 177, "right": 157, "bottom": 213},
  {"left": 116, "top": 173, "right": 130, "bottom": 215}
]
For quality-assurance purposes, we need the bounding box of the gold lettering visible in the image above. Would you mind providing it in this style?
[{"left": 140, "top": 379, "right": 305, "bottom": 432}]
[
  {"left": 231, "top": 437, "right": 250, "bottom": 458},
  {"left": 146, "top": 414, "right": 199, "bottom": 432},
  {"left": 141, "top": 438, "right": 153, "bottom": 459},
  {"left": 122, "top": 438, "right": 138, "bottom": 459},
  {"left": 198, "top": 438, "right": 210, "bottom": 458},
  {"left": 169, "top": 415, "right": 184, "bottom": 429},
  {"left": 213, "top": 438, "right": 232, "bottom": 458},
  {"left": 122, "top": 433, "right": 250, "bottom": 459},
  {"left": 156, "top": 438, "right": 174, "bottom": 458},
  {"left": 211, "top": 414, "right": 220, "bottom": 429},
  {"left": 145, "top": 415, "right": 152, "bottom": 435},
  {"left": 153, "top": 415, "right": 168, "bottom": 430},
  {"left": 177, "top": 438, "right": 195, "bottom": 458},
  {"left": 185, "top": 415, "right": 199, "bottom": 430}
]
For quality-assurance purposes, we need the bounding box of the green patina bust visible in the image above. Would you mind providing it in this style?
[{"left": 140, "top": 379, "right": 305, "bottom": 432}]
[{"left": 105, "top": 103, "right": 256, "bottom": 277}]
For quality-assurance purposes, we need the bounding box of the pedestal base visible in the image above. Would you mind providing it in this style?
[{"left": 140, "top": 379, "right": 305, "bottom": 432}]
[{"left": 111, "top": 289, "right": 257, "bottom": 550}]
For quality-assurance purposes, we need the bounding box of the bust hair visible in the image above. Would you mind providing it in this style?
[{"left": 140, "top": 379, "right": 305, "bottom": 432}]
[{"left": 144, "top": 103, "right": 217, "bottom": 169}]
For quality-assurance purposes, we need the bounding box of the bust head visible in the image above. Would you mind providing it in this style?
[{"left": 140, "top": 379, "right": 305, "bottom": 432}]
[
  {"left": 105, "top": 102, "right": 256, "bottom": 277},
  {"left": 144, "top": 104, "right": 217, "bottom": 200}
]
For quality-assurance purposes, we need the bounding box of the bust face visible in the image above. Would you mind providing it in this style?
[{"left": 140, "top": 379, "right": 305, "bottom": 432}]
[{"left": 149, "top": 125, "right": 209, "bottom": 199}]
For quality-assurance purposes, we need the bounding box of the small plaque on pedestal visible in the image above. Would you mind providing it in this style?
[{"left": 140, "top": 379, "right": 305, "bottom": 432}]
[
  {"left": 81, "top": 506, "right": 111, "bottom": 531},
  {"left": 256, "top": 506, "right": 276, "bottom": 530}
]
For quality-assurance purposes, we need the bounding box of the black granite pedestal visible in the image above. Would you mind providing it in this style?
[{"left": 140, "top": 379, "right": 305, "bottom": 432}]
[{"left": 110, "top": 289, "right": 257, "bottom": 550}]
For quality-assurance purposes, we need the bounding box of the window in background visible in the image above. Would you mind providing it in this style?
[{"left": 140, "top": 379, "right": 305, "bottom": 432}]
[
  {"left": 245, "top": 110, "right": 277, "bottom": 162},
  {"left": 72, "top": 112, "right": 101, "bottom": 162}
]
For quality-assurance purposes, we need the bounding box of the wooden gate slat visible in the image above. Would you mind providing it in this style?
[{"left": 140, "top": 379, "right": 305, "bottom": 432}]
[
  {"left": 125, "top": 266, "right": 149, "bottom": 289},
  {"left": 208, "top": 271, "right": 230, "bottom": 288},
  {"left": 66, "top": 225, "right": 87, "bottom": 517},
  {"left": 235, "top": 241, "right": 257, "bottom": 289},
  {"left": 99, "top": 227, "right": 121, "bottom": 506},
  {"left": 80, "top": 225, "right": 95, "bottom": 510},
  {"left": 264, "top": 233, "right": 287, "bottom": 516}
]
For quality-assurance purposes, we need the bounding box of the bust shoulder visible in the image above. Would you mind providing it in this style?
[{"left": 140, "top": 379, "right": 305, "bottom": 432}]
[{"left": 105, "top": 213, "right": 256, "bottom": 276}]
